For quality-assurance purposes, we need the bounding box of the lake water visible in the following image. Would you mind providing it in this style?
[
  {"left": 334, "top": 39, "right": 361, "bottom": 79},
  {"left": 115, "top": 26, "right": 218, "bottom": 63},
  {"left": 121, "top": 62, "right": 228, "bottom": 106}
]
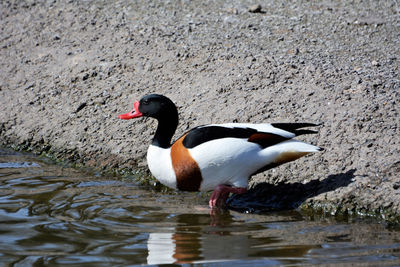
[{"left": 1, "top": 148, "right": 400, "bottom": 266}]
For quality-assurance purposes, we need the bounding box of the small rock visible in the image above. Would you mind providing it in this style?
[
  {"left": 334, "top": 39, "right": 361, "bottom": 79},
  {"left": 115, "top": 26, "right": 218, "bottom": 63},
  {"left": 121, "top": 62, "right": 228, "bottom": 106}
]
[
  {"left": 75, "top": 102, "right": 87, "bottom": 113},
  {"left": 288, "top": 48, "right": 299, "bottom": 55},
  {"left": 24, "top": 83, "right": 35, "bottom": 90},
  {"left": 371, "top": 60, "right": 380, "bottom": 67},
  {"left": 227, "top": 7, "right": 238, "bottom": 15},
  {"left": 248, "top": 4, "right": 262, "bottom": 13},
  {"left": 393, "top": 182, "right": 400, "bottom": 190}
]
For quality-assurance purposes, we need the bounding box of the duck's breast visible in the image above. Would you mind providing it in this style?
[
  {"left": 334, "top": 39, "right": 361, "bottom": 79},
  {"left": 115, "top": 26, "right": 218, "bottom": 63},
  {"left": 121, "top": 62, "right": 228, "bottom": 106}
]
[{"left": 147, "top": 145, "right": 177, "bottom": 189}]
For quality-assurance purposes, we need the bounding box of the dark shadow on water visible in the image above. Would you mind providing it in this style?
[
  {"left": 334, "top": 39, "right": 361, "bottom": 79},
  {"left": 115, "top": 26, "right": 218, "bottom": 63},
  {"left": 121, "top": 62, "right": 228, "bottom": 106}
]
[{"left": 228, "top": 169, "right": 357, "bottom": 213}]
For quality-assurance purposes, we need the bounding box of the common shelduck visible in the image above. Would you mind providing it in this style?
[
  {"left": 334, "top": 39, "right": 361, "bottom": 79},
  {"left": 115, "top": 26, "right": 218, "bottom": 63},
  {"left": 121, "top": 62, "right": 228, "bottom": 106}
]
[{"left": 118, "top": 94, "right": 322, "bottom": 208}]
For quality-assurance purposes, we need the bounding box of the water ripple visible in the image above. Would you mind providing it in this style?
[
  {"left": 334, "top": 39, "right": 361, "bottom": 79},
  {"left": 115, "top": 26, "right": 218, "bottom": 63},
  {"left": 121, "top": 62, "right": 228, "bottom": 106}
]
[{"left": 1, "top": 149, "right": 400, "bottom": 265}]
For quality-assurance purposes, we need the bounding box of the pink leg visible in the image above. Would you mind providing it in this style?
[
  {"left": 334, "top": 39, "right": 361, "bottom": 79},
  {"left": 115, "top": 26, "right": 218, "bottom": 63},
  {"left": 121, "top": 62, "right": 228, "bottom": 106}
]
[{"left": 209, "top": 185, "right": 247, "bottom": 208}]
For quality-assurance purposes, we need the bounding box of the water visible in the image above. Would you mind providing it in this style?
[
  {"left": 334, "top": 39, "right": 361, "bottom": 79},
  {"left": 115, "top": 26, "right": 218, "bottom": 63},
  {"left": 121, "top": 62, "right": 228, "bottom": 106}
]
[{"left": 1, "top": 149, "right": 400, "bottom": 266}]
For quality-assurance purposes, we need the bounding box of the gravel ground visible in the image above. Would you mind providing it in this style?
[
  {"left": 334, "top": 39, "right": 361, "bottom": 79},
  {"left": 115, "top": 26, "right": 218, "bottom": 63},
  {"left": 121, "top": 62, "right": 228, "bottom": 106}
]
[{"left": 1, "top": 1, "right": 399, "bottom": 223}]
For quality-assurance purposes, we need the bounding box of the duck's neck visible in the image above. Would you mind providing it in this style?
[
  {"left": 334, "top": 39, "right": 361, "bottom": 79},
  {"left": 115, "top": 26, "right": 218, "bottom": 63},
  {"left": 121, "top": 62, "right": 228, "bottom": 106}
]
[{"left": 152, "top": 116, "right": 178, "bottom": 149}]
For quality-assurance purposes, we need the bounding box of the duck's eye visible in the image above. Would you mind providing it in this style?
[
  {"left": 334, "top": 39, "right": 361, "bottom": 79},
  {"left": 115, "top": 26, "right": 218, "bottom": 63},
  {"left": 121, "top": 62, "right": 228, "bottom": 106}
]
[{"left": 142, "top": 100, "right": 149, "bottom": 105}]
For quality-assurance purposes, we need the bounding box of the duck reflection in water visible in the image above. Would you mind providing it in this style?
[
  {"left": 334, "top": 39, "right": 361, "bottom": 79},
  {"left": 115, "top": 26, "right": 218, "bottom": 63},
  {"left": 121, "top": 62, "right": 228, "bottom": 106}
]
[
  {"left": 146, "top": 210, "right": 310, "bottom": 265},
  {"left": 147, "top": 210, "right": 246, "bottom": 265}
]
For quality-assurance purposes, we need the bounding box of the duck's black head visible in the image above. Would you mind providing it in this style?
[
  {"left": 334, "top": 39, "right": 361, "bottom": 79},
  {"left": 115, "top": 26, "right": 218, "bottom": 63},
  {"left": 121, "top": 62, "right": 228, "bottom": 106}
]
[
  {"left": 118, "top": 94, "right": 177, "bottom": 121},
  {"left": 118, "top": 94, "right": 179, "bottom": 148},
  {"left": 138, "top": 94, "right": 178, "bottom": 120}
]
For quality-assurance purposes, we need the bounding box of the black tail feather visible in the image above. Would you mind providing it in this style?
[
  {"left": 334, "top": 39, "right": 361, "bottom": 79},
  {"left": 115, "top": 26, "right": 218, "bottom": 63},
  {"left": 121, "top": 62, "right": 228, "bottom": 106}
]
[
  {"left": 271, "top": 123, "right": 322, "bottom": 136},
  {"left": 293, "top": 129, "right": 318, "bottom": 136}
]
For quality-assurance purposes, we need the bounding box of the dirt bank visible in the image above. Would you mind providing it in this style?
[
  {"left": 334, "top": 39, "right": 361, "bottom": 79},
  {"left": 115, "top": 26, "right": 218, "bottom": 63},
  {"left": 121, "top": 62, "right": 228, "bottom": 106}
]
[{"left": 1, "top": 1, "right": 399, "bottom": 222}]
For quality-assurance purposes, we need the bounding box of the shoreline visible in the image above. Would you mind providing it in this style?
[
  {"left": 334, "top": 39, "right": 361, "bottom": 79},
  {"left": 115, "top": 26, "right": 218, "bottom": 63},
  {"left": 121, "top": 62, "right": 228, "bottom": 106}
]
[
  {"left": 1, "top": 144, "right": 399, "bottom": 226},
  {"left": 1, "top": 1, "right": 399, "bottom": 224}
]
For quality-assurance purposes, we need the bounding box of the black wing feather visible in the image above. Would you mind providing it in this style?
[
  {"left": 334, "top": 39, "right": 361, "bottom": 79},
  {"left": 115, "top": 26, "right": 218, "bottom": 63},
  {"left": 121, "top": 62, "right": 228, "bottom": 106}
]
[{"left": 182, "top": 126, "right": 257, "bottom": 148}]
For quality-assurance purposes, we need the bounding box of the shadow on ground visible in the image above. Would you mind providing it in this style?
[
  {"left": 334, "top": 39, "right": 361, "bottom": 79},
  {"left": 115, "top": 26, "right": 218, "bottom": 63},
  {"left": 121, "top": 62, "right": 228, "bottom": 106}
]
[{"left": 228, "top": 169, "right": 356, "bottom": 213}]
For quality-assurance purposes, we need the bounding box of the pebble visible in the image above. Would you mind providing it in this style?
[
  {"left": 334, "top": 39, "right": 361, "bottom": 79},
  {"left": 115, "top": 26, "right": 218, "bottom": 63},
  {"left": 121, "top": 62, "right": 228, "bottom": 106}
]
[
  {"left": 227, "top": 7, "right": 238, "bottom": 15},
  {"left": 393, "top": 182, "right": 400, "bottom": 190},
  {"left": 371, "top": 60, "right": 380, "bottom": 67},
  {"left": 248, "top": 4, "right": 262, "bottom": 13},
  {"left": 75, "top": 102, "right": 87, "bottom": 113}
]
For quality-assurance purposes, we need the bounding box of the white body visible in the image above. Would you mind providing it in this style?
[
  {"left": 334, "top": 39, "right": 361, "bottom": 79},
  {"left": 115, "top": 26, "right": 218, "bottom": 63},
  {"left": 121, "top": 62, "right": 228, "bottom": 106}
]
[{"left": 147, "top": 144, "right": 177, "bottom": 189}]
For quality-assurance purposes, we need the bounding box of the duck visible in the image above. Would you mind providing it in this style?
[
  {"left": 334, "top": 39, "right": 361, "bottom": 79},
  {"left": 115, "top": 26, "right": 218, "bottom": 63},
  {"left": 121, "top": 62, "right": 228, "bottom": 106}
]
[{"left": 118, "top": 94, "right": 322, "bottom": 208}]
